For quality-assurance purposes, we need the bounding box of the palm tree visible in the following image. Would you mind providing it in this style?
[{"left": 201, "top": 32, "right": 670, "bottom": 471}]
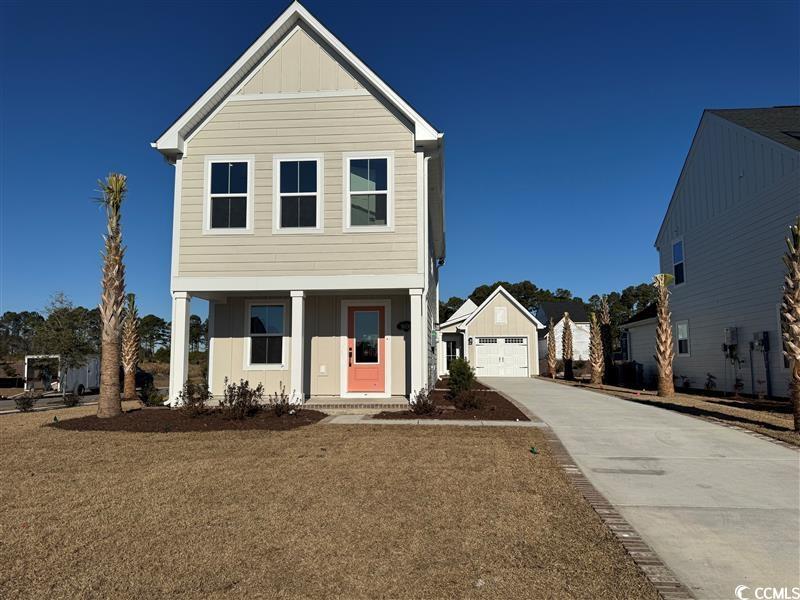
[
  {"left": 590, "top": 312, "right": 604, "bottom": 386},
  {"left": 653, "top": 273, "right": 675, "bottom": 398},
  {"left": 97, "top": 174, "right": 127, "bottom": 418},
  {"left": 562, "top": 312, "right": 574, "bottom": 381},
  {"left": 122, "top": 293, "right": 140, "bottom": 403},
  {"left": 781, "top": 217, "right": 800, "bottom": 431},
  {"left": 599, "top": 295, "right": 614, "bottom": 383},
  {"left": 547, "top": 317, "right": 557, "bottom": 379}
]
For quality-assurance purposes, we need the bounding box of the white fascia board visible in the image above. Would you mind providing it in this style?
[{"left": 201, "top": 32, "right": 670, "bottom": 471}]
[
  {"left": 153, "top": 1, "right": 439, "bottom": 156},
  {"left": 172, "top": 273, "right": 425, "bottom": 293},
  {"left": 461, "top": 285, "right": 545, "bottom": 329}
]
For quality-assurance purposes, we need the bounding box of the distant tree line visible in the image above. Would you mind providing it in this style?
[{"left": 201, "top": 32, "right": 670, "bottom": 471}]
[
  {"left": 440, "top": 280, "right": 657, "bottom": 351},
  {"left": 0, "top": 292, "right": 208, "bottom": 375}
]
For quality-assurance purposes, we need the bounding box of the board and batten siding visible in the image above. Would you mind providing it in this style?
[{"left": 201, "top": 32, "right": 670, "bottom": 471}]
[
  {"left": 211, "top": 294, "right": 409, "bottom": 397},
  {"left": 465, "top": 294, "right": 540, "bottom": 375},
  {"left": 655, "top": 113, "right": 799, "bottom": 397},
  {"left": 178, "top": 93, "right": 418, "bottom": 277}
]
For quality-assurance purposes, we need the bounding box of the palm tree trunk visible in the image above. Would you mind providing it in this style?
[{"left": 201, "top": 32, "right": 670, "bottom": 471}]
[
  {"left": 780, "top": 217, "right": 800, "bottom": 431},
  {"left": 562, "top": 312, "right": 574, "bottom": 381},
  {"left": 547, "top": 318, "right": 557, "bottom": 379},
  {"left": 590, "top": 313, "right": 604, "bottom": 386},
  {"left": 599, "top": 296, "right": 615, "bottom": 384},
  {"left": 653, "top": 274, "right": 675, "bottom": 398}
]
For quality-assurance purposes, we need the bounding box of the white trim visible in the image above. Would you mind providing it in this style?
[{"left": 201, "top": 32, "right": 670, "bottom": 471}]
[
  {"left": 675, "top": 319, "right": 691, "bottom": 356},
  {"left": 339, "top": 299, "right": 392, "bottom": 399},
  {"left": 272, "top": 153, "right": 324, "bottom": 234},
  {"left": 461, "top": 285, "right": 545, "bottom": 329},
  {"left": 153, "top": 2, "right": 439, "bottom": 157},
  {"left": 243, "top": 299, "right": 289, "bottom": 371},
  {"left": 229, "top": 89, "right": 370, "bottom": 102},
  {"left": 173, "top": 273, "right": 424, "bottom": 293},
  {"left": 290, "top": 291, "right": 305, "bottom": 401},
  {"left": 170, "top": 159, "right": 183, "bottom": 286},
  {"left": 207, "top": 300, "right": 216, "bottom": 392},
  {"left": 417, "top": 152, "right": 425, "bottom": 274},
  {"left": 341, "top": 151, "right": 394, "bottom": 233},
  {"left": 202, "top": 155, "right": 255, "bottom": 235}
]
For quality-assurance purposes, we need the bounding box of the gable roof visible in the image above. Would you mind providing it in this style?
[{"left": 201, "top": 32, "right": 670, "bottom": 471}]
[
  {"left": 462, "top": 286, "right": 545, "bottom": 329},
  {"left": 535, "top": 300, "right": 589, "bottom": 324},
  {"left": 152, "top": 1, "right": 442, "bottom": 159},
  {"left": 708, "top": 106, "right": 800, "bottom": 152},
  {"left": 440, "top": 298, "right": 478, "bottom": 328},
  {"left": 621, "top": 303, "right": 657, "bottom": 326}
]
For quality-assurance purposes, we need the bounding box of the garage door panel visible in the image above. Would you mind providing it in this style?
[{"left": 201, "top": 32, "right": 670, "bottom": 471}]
[{"left": 474, "top": 337, "right": 529, "bottom": 377}]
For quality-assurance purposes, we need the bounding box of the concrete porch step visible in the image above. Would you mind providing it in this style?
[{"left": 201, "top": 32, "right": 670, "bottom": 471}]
[{"left": 304, "top": 396, "right": 409, "bottom": 415}]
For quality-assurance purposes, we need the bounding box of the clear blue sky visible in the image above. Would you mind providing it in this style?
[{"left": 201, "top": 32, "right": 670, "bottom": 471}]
[{"left": 1, "top": 0, "right": 798, "bottom": 320}]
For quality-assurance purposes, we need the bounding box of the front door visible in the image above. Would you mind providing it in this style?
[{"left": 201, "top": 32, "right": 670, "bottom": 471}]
[{"left": 347, "top": 306, "right": 385, "bottom": 393}]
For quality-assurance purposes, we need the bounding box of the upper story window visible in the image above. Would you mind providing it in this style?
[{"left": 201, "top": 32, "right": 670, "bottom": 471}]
[
  {"left": 344, "top": 153, "right": 393, "bottom": 231},
  {"left": 672, "top": 240, "right": 685, "bottom": 285},
  {"left": 676, "top": 320, "right": 690, "bottom": 355},
  {"left": 248, "top": 303, "right": 285, "bottom": 367},
  {"left": 275, "top": 156, "right": 322, "bottom": 232},
  {"left": 208, "top": 159, "right": 252, "bottom": 231}
]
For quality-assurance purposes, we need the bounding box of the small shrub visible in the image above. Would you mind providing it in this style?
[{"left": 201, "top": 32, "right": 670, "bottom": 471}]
[
  {"left": 679, "top": 375, "right": 692, "bottom": 390},
  {"left": 448, "top": 357, "right": 475, "bottom": 398},
  {"left": 410, "top": 387, "right": 437, "bottom": 415},
  {"left": 63, "top": 393, "right": 79, "bottom": 408},
  {"left": 219, "top": 377, "right": 263, "bottom": 419},
  {"left": 733, "top": 377, "right": 745, "bottom": 397},
  {"left": 704, "top": 373, "right": 717, "bottom": 391},
  {"left": 177, "top": 381, "right": 211, "bottom": 417},
  {"left": 268, "top": 382, "right": 300, "bottom": 417},
  {"left": 453, "top": 389, "right": 483, "bottom": 410},
  {"left": 15, "top": 391, "right": 40, "bottom": 412},
  {"left": 140, "top": 381, "right": 166, "bottom": 406}
]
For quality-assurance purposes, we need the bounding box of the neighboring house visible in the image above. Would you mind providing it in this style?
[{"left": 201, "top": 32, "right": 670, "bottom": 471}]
[
  {"left": 436, "top": 287, "right": 543, "bottom": 378},
  {"left": 534, "top": 301, "right": 591, "bottom": 363},
  {"left": 620, "top": 304, "right": 658, "bottom": 387},
  {"left": 153, "top": 2, "right": 445, "bottom": 403},
  {"left": 651, "top": 106, "right": 799, "bottom": 397}
]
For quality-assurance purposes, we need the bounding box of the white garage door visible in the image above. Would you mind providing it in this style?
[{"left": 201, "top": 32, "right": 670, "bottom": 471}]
[{"left": 474, "top": 337, "right": 529, "bottom": 377}]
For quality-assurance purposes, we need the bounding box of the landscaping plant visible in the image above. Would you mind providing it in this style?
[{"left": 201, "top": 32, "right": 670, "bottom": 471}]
[
  {"left": 410, "top": 386, "right": 437, "bottom": 415},
  {"left": 781, "top": 216, "right": 800, "bottom": 430},
  {"left": 219, "top": 377, "right": 264, "bottom": 420},
  {"left": 561, "top": 312, "right": 574, "bottom": 381},
  {"left": 63, "top": 393, "right": 79, "bottom": 408},
  {"left": 599, "top": 295, "right": 615, "bottom": 384},
  {"left": 177, "top": 381, "right": 211, "bottom": 417},
  {"left": 268, "top": 383, "right": 298, "bottom": 417},
  {"left": 447, "top": 357, "right": 474, "bottom": 398},
  {"left": 139, "top": 381, "right": 165, "bottom": 407},
  {"left": 122, "top": 293, "right": 141, "bottom": 402},
  {"left": 589, "top": 312, "right": 604, "bottom": 386},
  {"left": 14, "top": 391, "right": 40, "bottom": 412},
  {"left": 547, "top": 318, "right": 557, "bottom": 379},
  {"left": 97, "top": 173, "right": 128, "bottom": 418},
  {"left": 453, "top": 389, "right": 483, "bottom": 410},
  {"left": 653, "top": 273, "right": 675, "bottom": 398},
  {"left": 704, "top": 373, "right": 717, "bottom": 392}
]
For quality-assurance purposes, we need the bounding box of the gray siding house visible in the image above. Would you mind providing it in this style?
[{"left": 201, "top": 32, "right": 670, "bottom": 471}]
[{"left": 645, "top": 106, "right": 799, "bottom": 397}]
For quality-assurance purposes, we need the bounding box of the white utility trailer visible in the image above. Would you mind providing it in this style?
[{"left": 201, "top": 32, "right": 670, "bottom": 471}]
[{"left": 24, "top": 355, "right": 100, "bottom": 396}]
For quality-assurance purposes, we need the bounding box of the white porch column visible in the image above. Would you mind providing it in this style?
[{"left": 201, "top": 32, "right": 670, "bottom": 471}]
[
  {"left": 168, "top": 291, "right": 191, "bottom": 405},
  {"left": 409, "top": 288, "right": 423, "bottom": 398},
  {"left": 290, "top": 290, "right": 305, "bottom": 402}
]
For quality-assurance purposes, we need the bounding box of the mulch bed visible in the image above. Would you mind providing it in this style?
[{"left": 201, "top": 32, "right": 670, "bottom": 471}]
[
  {"left": 374, "top": 380, "right": 529, "bottom": 421},
  {"left": 49, "top": 407, "right": 327, "bottom": 433}
]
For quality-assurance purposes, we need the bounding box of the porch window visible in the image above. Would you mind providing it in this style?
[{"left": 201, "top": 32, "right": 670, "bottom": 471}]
[
  {"left": 676, "top": 320, "right": 690, "bottom": 356},
  {"left": 345, "top": 155, "right": 392, "bottom": 229},
  {"left": 209, "top": 161, "right": 249, "bottom": 229},
  {"left": 249, "top": 305, "right": 284, "bottom": 365},
  {"left": 672, "top": 240, "right": 685, "bottom": 285},
  {"left": 276, "top": 157, "right": 321, "bottom": 230}
]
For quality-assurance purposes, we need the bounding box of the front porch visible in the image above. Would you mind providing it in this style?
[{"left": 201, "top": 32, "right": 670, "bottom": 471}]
[{"left": 168, "top": 288, "right": 427, "bottom": 404}]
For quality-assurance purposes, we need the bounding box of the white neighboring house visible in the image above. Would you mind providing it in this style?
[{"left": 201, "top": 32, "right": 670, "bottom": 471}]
[
  {"left": 620, "top": 304, "right": 658, "bottom": 387},
  {"left": 649, "top": 106, "right": 799, "bottom": 397},
  {"left": 436, "top": 286, "right": 543, "bottom": 378},
  {"left": 534, "top": 301, "right": 591, "bottom": 363}
]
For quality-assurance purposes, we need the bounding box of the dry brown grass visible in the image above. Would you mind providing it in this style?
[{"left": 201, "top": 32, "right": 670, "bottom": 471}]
[{"left": 1, "top": 405, "right": 658, "bottom": 599}]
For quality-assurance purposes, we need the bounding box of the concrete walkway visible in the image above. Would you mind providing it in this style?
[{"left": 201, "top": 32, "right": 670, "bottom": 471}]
[{"left": 485, "top": 377, "right": 800, "bottom": 600}]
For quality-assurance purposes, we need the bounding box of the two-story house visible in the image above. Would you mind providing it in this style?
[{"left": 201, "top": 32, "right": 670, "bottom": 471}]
[
  {"left": 625, "top": 106, "right": 799, "bottom": 398},
  {"left": 152, "top": 2, "right": 445, "bottom": 403}
]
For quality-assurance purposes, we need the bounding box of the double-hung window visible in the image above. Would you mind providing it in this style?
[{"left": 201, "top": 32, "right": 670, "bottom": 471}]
[
  {"left": 345, "top": 154, "right": 392, "bottom": 230},
  {"left": 672, "top": 240, "right": 685, "bottom": 285},
  {"left": 676, "top": 320, "right": 690, "bottom": 356},
  {"left": 275, "top": 156, "right": 322, "bottom": 231},
  {"left": 207, "top": 158, "right": 252, "bottom": 231},
  {"left": 248, "top": 304, "right": 285, "bottom": 367}
]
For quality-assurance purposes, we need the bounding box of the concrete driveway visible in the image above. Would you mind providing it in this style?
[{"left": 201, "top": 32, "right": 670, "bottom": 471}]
[{"left": 485, "top": 377, "right": 800, "bottom": 600}]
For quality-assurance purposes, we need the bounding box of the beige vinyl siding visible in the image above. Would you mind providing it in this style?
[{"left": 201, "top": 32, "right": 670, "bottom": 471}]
[
  {"left": 238, "top": 27, "right": 362, "bottom": 95},
  {"left": 466, "top": 294, "right": 540, "bottom": 375},
  {"left": 180, "top": 93, "right": 418, "bottom": 277},
  {"left": 655, "top": 114, "right": 799, "bottom": 397},
  {"left": 211, "top": 294, "right": 409, "bottom": 397}
]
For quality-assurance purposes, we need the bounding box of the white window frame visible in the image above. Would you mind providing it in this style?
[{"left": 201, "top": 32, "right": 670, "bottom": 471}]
[
  {"left": 675, "top": 320, "right": 690, "bottom": 356},
  {"left": 672, "top": 238, "right": 686, "bottom": 286},
  {"left": 244, "top": 299, "right": 288, "bottom": 371},
  {"left": 342, "top": 151, "right": 394, "bottom": 233},
  {"left": 203, "top": 155, "right": 255, "bottom": 235},
  {"left": 272, "top": 154, "right": 324, "bottom": 234}
]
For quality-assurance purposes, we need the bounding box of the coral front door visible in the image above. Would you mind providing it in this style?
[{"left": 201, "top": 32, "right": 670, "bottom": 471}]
[{"left": 347, "top": 306, "right": 385, "bottom": 393}]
